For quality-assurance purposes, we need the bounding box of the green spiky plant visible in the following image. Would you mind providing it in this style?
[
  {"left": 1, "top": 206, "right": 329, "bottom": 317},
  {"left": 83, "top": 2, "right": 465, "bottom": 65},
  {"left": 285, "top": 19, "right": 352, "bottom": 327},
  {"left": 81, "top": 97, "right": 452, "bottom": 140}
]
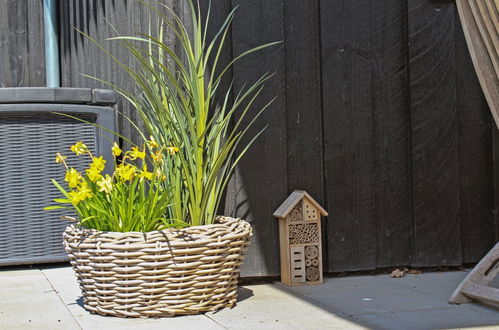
[{"left": 81, "top": 0, "right": 278, "bottom": 227}]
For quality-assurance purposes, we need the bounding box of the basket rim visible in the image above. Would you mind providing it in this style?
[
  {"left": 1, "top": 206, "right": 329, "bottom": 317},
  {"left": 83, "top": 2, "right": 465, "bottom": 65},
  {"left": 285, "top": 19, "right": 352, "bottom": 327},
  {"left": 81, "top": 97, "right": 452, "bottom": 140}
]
[{"left": 64, "top": 215, "right": 249, "bottom": 236}]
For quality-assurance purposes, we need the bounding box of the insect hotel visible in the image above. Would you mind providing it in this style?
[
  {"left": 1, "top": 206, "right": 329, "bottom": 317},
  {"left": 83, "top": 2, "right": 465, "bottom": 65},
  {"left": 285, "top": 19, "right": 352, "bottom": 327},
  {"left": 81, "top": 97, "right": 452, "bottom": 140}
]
[{"left": 273, "top": 190, "right": 328, "bottom": 286}]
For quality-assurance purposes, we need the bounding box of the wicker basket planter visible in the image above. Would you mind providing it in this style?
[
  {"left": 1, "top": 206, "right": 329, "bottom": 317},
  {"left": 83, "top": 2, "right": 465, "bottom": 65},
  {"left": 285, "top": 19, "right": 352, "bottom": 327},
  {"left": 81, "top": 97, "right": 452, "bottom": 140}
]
[{"left": 63, "top": 216, "right": 251, "bottom": 318}]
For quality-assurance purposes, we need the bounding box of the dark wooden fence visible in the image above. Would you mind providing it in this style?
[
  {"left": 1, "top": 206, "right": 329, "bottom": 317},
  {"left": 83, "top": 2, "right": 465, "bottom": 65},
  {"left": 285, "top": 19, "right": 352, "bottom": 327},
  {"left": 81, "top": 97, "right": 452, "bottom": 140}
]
[
  {"left": 1, "top": 0, "right": 497, "bottom": 276},
  {"left": 0, "top": 1, "right": 45, "bottom": 86}
]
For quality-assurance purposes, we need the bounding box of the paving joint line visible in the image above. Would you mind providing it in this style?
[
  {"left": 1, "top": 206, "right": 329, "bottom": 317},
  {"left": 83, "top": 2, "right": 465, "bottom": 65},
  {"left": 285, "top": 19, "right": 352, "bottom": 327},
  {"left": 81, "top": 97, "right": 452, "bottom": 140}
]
[
  {"left": 40, "top": 268, "right": 84, "bottom": 330},
  {"left": 203, "top": 313, "right": 228, "bottom": 329}
]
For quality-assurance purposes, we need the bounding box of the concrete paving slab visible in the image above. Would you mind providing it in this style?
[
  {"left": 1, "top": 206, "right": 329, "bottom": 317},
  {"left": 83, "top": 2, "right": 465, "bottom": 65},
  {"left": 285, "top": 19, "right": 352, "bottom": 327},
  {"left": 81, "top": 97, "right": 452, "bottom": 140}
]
[
  {"left": 207, "top": 285, "right": 368, "bottom": 330},
  {"left": 283, "top": 270, "right": 499, "bottom": 329},
  {"left": 65, "top": 313, "right": 223, "bottom": 330},
  {"left": 0, "top": 268, "right": 80, "bottom": 329},
  {"left": 3, "top": 265, "right": 499, "bottom": 329},
  {"left": 286, "top": 286, "right": 451, "bottom": 315},
  {"left": 278, "top": 278, "right": 455, "bottom": 315},
  {"left": 355, "top": 306, "right": 499, "bottom": 330}
]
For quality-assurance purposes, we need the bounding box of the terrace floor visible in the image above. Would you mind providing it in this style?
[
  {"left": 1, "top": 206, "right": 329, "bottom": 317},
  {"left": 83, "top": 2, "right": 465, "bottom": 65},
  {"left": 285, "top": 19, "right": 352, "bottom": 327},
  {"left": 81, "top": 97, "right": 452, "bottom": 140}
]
[{"left": 1, "top": 265, "right": 498, "bottom": 329}]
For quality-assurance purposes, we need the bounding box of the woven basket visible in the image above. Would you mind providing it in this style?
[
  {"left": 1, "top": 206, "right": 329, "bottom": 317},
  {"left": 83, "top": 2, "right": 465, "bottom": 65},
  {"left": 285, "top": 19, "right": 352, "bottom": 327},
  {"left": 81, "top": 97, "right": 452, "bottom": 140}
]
[{"left": 63, "top": 216, "right": 252, "bottom": 318}]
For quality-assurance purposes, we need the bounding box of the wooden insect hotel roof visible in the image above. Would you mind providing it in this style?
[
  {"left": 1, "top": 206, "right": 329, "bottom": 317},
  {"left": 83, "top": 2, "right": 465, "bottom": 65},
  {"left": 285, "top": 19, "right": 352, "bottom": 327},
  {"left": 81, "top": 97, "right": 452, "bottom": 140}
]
[{"left": 273, "top": 190, "right": 328, "bottom": 219}]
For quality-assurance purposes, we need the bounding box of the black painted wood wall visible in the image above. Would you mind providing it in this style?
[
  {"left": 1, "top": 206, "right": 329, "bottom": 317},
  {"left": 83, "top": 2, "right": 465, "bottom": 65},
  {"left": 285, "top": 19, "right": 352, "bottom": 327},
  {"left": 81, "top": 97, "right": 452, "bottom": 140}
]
[
  {"left": 0, "top": 0, "right": 45, "bottom": 86},
  {"left": 1, "top": 0, "right": 498, "bottom": 276}
]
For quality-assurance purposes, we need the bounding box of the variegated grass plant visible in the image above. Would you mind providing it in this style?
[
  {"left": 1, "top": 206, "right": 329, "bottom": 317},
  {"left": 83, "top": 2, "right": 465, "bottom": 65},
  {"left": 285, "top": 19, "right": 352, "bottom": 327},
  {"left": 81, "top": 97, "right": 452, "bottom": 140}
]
[
  {"left": 81, "top": 1, "right": 278, "bottom": 227},
  {"left": 45, "top": 140, "right": 184, "bottom": 232}
]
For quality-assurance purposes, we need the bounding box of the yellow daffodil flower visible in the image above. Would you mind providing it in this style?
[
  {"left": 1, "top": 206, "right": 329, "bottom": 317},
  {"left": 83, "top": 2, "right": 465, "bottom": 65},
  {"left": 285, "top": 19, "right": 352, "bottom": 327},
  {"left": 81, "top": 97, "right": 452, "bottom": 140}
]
[
  {"left": 111, "top": 142, "right": 122, "bottom": 157},
  {"left": 155, "top": 168, "right": 167, "bottom": 181},
  {"left": 55, "top": 153, "right": 67, "bottom": 164},
  {"left": 70, "top": 141, "right": 88, "bottom": 156},
  {"left": 85, "top": 156, "right": 106, "bottom": 182},
  {"left": 90, "top": 156, "right": 106, "bottom": 172},
  {"left": 69, "top": 191, "right": 91, "bottom": 205},
  {"left": 69, "top": 191, "right": 84, "bottom": 205},
  {"left": 166, "top": 145, "right": 179, "bottom": 155},
  {"left": 77, "top": 182, "right": 92, "bottom": 197},
  {"left": 151, "top": 150, "right": 163, "bottom": 163},
  {"left": 69, "top": 182, "right": 92, "bottom": 205},
  {"left": 139, "top": 170, "right": 154, "bottom": 181},
  {"left": 146, "top": 136, "right": 159, "bottom": 149},
  {"left": 86, "top": 167, "right": 103, "bottom": 182},
  {"left": 97, "top": 175, "right": 113, "bottom": 194},
  {"left": 129, "top": 146, "right": 146, "bottom": 160},
  {"left": 115, "top": 163, "right": 136, "bottom": 181},
  {"left": 65, "top": 168, "right": 82, "bottom": 188},
  {"left": 138, "top": 164, "right": 154, "bottom": 181}
]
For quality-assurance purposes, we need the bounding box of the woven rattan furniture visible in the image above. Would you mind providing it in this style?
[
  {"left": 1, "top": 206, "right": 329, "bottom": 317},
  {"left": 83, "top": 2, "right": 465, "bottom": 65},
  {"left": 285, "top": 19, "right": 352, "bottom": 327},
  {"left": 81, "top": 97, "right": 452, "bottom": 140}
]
[
  {"left": 0, "top": 88, "right": 116, "bottom": 266},
  {"left": 63, "top": 216, "right": 252, "bottom": 317}
]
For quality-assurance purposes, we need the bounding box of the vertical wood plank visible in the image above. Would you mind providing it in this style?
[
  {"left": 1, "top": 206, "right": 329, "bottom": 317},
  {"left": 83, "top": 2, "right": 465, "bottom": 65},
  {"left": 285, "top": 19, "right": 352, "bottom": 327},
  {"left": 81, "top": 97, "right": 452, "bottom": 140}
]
[
  {"left": 283, "top": 0, "right": 325, "bottom": 268},
  {"left": 199, "top": 0, "right": 233, "bottom": 90},
  {"left": 59, "top": 0, "right": 177, "bottom": 147},
  {"left": 199, "top": 0, "right": 234, "bottom": 217},
  {"left": 408, "top": 0, "right": 461, "bottom": 266},
  {"left": 284, "top": 1, "right": 323, "bottom": 200},
  {"left": 0, "top": 0, "right": 45, "bottom": 87},
  {"left": 320, "top": 0, "right": 377, "bottom": 272},
  {"left": 455, "top": 8, "right": 495, "bottom": 263},
  {"left": 229, "top": 0, "right": 287, "bottom": 276},
  {"left": 370, "top": 0, "right": 414, "bottom": 268}
]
